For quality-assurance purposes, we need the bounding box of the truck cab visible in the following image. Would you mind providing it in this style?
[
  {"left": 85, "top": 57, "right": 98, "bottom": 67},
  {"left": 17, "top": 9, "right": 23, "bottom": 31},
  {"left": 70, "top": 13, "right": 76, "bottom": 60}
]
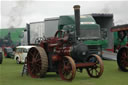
[{"left": 58, "top": 15, "right": 103, "bottom": 56}]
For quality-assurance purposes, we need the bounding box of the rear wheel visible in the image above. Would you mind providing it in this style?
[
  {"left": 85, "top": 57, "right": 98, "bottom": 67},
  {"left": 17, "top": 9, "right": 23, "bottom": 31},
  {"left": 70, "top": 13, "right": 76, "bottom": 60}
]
[
  {"left": 58, "top": 56, "right": 76, "bottom": 81},
  {"left": 117, "top": 47, "right": 128, "bottom": 72},
  {"left": 27, "top": 47, "right": 48, "bottom": 78},
  {"left": 86, "top": 54, "right": 104, "bottom": 78}
]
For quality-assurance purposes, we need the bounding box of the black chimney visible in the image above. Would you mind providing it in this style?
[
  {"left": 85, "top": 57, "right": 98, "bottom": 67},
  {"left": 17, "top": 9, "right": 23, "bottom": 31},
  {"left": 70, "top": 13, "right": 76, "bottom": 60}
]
[
  {"left": 73, "top": 5, "right": 80, "bottom": 38},
  {"left": 26, "top": 23, "right": 30, "bottom": 45}
]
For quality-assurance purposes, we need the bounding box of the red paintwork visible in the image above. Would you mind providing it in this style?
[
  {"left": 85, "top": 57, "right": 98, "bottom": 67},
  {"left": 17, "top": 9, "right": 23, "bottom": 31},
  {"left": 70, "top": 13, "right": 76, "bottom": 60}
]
[
  {"left": 106, "top": 45, "right": 120, "bottom": 52},
  {"left": 111, "top": 27, "right": 128, "bottom": 32},
  {"left": 106, "top": 45, "right": 127, "bottom": 53},
  {"left": 3, "top": 46, "right": 12, "bottom": 57},
  {"left": 4, "top": 52, "right": 7, "bottom": 57},
  {"left": 39, "top": 30, "right": 72, "bottom": 63},
  {"left": 39, "top": 30, "right": 98, "bottom": 70},
  {"left": 76, "top": 63, "right": 95, "bottom": 68},
  {"left": 105, "top": 49, "right": 114, "bottom": 52},
  {"left": 52, "top": 55, "right": 61, "bottom": 62},
  {"left": 126, "top": 43, "right": 128, "bottom": 46}
]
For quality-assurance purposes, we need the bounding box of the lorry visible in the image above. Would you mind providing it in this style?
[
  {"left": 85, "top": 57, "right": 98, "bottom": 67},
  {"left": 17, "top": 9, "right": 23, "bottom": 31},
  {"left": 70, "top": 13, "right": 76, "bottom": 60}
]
[
  {"left": 22, "top": 12, "right": 114, "bottom": 52},
  {"left": 24, "top": 13, "right": 114, "bottom": 58}
]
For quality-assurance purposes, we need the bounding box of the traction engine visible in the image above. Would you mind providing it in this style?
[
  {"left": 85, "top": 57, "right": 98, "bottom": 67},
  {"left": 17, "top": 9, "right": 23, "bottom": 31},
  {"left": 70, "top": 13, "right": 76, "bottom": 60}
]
[
  {"left": 111, "top": 24, "right": 128, "bottom": 72},
  {"left": 27, "top": 5, "right": 104, "bottom": 81}
]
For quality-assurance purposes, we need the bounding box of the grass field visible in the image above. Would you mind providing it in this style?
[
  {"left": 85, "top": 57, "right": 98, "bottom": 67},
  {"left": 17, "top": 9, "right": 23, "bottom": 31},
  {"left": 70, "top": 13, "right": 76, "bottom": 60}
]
[{"left": 0, "top": 58, "right": 128, "bottom": 85}]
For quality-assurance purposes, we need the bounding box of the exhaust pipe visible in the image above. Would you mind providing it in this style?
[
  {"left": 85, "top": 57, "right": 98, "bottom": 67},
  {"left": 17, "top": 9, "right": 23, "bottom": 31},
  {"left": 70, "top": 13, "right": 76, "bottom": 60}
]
[{"left": 73, "top": 5, "right": 80, "bottom": 38}]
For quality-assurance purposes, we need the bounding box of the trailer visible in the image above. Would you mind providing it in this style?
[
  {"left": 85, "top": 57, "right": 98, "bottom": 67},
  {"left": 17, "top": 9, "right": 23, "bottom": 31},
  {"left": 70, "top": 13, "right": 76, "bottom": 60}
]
[
  {"left": 23, "top": 18, "right": 59, "bottom": 45},
  {"left": 91, "top": 13, "right": 114, "bottom": 49},
  {"left": 44, "top": 17, "right": 59, "bottom": 37}
]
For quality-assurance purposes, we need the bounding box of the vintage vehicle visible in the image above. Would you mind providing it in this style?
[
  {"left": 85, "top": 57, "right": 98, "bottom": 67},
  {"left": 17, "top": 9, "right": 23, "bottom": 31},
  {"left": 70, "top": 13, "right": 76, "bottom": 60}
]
[
  {"left": 111, "top": 24, "right": 128, "bottom": 71},
  {"left": 3, "top": 47, "right": 14, "bottom": 58},
  {"left": 14, "top": 46, "right": 35, "bottom": 64},
  {"left": 26, "top": 5, "right": 104, "bottom": 81},
  {"left": 0, "top": 48, "right": 3, "bottom": 64}
]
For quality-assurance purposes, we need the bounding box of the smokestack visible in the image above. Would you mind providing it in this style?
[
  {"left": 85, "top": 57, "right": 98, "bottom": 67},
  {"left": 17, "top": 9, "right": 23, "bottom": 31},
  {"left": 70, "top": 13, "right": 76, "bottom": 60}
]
[
  {"left": 73, "top": 5, "right": 80, "bottom": 38},
  {"left": 26, "top": 23, "right": 30, "bottom": 45}
]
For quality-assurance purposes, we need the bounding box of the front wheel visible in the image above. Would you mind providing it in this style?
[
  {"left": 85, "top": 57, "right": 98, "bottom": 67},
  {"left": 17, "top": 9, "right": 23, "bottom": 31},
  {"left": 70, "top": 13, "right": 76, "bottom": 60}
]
[
  {"left": 58, "top": 56, "right": 76, "bottom": 81},
  {"left": 86, "top": 54, "right": 104, "bottom": 78}
]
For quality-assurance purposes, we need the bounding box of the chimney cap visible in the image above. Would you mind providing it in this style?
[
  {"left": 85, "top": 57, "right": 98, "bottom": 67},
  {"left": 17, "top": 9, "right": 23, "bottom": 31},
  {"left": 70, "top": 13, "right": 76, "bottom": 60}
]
[{"left": 73, "top": 5, "right": 80, "bottom": 9}]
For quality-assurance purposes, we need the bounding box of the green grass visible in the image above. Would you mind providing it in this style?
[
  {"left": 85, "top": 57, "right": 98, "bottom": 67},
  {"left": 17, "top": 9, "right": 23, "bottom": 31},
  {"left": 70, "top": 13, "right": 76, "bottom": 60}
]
[{"left": 0, "top": 58, "right": 128, "bottom": 85}]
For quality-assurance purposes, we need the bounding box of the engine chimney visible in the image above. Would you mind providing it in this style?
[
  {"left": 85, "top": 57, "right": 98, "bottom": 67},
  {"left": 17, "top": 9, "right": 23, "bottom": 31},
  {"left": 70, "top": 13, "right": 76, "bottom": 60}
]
[
  {"left": 73, "top": 5, "right": 80, "bottom": 38},
  {"left": 26, "top": 23, "right": 30, "bottom": 45}
]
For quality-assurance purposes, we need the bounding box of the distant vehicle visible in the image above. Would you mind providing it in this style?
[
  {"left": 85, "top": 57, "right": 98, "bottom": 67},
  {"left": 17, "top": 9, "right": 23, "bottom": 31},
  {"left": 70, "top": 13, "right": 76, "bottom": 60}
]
[
  {"left": 111, "top": 24, "right": 128, "bottom": 72},
  {"left": 14, "top": 46, "right": 35, "bottom": 64},
  {"left": 3, "top": 47, "right": 14, "bottom": 58},
  {"left": 0, "top": 48, "right": 3, "bottom": 64}
]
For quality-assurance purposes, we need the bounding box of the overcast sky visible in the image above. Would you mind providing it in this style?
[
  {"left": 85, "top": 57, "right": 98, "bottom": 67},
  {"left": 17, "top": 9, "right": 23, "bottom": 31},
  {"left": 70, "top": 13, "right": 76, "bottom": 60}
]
[{"left": 1, "top": 0, "right": 128, "bottom": 28}]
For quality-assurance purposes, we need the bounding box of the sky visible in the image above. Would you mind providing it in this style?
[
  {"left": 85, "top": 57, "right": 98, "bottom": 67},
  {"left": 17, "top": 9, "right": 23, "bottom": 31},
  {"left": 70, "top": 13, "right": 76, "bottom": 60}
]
[{"left": 1, "top": 0, "right": 128, "bottom": 28}]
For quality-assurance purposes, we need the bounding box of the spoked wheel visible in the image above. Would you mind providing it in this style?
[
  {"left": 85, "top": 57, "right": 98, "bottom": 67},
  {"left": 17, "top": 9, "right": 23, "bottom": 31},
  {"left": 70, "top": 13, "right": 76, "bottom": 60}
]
[
  {"left": 27, "top": 47, "right": 48, "bottom": 78},
  {"left": 58, "top": 56, "right": 76, "bottom": 81},
  {"left": 86, "top": 54, "right": 104, "bottom": 78},
  {"left": 117, "top": 47, "right": 128, "bottom": 72}
]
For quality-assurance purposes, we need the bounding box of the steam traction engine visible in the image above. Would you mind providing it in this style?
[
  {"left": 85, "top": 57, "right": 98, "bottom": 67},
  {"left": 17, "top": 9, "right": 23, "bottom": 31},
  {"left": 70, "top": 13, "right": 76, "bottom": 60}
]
[
  {"left": 27, "top": 5, "right": 104, "bottom": 81},
  {"left": 111, "top": 24, "right": 128, "bottom": 72}
]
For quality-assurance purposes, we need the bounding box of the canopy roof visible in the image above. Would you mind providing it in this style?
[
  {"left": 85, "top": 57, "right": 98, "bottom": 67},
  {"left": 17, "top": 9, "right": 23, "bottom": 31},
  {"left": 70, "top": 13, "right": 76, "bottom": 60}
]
[{"left": 111, "top": 24, "right": 128, "bottom": 32}]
